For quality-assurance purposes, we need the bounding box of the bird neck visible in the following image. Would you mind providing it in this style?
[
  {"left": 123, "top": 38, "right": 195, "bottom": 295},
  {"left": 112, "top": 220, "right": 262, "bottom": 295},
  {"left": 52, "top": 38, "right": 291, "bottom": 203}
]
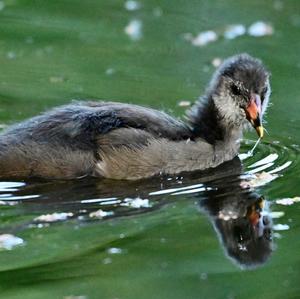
[{"left": 187, "top": 94, "right": 243, "bottom": 145}]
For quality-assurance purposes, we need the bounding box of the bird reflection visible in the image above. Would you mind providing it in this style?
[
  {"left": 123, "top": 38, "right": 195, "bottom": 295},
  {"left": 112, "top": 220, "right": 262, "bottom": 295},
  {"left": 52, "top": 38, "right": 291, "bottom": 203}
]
[{"left": 198, "top": 160, "right": 273, "bottom": 268}]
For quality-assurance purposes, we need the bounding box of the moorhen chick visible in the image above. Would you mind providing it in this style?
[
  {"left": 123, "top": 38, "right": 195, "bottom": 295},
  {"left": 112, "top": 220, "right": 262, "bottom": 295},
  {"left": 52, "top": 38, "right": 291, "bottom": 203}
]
[{"left": 0, "top": 53, "right": 270, "bottom": 180}]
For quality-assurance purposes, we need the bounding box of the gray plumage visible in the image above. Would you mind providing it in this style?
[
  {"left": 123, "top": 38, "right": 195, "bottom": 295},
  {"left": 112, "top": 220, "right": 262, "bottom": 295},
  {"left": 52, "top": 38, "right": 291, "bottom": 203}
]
[{"left": 0, "top": 54, "right": 270, "bottom": 180}]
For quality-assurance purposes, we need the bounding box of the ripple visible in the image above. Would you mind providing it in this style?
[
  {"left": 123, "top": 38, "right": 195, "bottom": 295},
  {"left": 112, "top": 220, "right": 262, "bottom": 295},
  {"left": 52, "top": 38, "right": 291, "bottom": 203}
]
[{"left": 240, "top": 139, "right": 298, "bottom": 177}]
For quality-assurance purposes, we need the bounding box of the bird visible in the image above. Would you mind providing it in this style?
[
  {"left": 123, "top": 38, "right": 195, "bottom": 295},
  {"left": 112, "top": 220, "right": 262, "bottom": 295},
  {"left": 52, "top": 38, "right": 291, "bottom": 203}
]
[{"left": 0, "top": 53, "right": 270, "bottom": 180}]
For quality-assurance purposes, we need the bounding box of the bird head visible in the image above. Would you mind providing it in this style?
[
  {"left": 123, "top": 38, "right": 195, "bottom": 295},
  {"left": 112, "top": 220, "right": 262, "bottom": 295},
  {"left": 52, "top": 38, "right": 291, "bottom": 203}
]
[{"left": 211, "top": 54, "right": 270, "bottom": 138}]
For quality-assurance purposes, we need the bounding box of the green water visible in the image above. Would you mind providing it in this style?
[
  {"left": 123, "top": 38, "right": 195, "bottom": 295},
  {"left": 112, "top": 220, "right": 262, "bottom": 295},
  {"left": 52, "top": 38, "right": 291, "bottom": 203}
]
[{"left": 0, "top": 0, "right": 300, "bottom": 298}]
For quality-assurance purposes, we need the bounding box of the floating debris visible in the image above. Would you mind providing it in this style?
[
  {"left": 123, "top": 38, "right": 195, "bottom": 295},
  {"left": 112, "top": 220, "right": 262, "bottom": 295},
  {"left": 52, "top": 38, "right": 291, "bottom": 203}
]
[
  {"left": 34, "top": 212, "right": 73, "bottom": 222},
  {"left": 248, "top": 21, "right": 274, "bottom": 37},
  {"left": 124, "top": 19, "right": 142, "bottom": 41},
  {"left": 211, "top": 57, "right": 222, "bottom": 68},
  {"left": 276, "top": 197, "right": 300, "bottom": 206},
  {"left": 124, "top": 0, "right": 141, "bottom": 11},
  {"left": 107, "top": 247, "right": 123, "bottom": 254},
  {"left": 89, "top": 209, "right": 114, "bottom": 219},
  {"left": 190, "top": 30, "right": 218, "bottom": 47},
  {"left": 240, "top": 172, "right": 278, "bottom": 188},
  {"left": 178, "top": 100, "right": 191, "bottom": 107},
  {"left": 273, "top": 224, "right": 290, "bottom": 231},
  {"left": 122, "top": 197, "right": 151, "bottom": 208},
  {"left": 224, "top": 24, "right": 246, "bottom": 40},
  {"left": 0, "top": 234, "right": 24, "bottom": 250}
]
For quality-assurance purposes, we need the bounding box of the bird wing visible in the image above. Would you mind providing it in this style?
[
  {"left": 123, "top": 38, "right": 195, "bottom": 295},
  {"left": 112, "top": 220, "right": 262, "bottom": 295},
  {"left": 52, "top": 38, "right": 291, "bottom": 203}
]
[{"left": 2, "top": 101, "right": 191, "bottom": 152}]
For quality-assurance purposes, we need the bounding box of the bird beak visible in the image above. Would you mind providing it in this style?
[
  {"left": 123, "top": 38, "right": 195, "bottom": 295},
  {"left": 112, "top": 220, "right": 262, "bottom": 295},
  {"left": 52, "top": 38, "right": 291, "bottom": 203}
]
[{"left": 245, "top": 94, "right": 264, "bottom": 138}]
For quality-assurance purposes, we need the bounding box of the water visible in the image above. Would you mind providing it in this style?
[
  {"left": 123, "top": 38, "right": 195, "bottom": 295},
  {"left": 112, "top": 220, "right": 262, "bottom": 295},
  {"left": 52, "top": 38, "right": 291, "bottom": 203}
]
[{"left": 1, "top": 0, "right": 300, "bottom": 298}]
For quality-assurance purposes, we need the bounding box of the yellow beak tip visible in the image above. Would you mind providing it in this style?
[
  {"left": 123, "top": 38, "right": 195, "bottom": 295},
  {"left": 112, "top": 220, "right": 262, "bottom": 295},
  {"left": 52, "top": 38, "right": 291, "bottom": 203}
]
[{"left": 256, "top": 126, "right": 264, "bottom": 138}]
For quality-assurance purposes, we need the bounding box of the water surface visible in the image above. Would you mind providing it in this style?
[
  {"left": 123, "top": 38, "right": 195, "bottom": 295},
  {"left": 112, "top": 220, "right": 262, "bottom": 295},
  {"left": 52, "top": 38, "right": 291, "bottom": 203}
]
[{"left": 0, "top": 1, "right": 300, "bottom": 298}]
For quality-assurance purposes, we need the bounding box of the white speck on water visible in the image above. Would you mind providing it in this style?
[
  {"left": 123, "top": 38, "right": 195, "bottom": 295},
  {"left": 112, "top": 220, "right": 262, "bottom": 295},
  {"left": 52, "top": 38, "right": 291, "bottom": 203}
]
[
  {"left": 122, "top": 197, "right": 151, "bottom": 208},
  {"left": 178, "top": 100, "right": 191, "bottom": 107},
  {"left": 273, "top": 224, "right": 290, "bottom": 231},
  {"left": 276, "top": 197, "right": 300, "bottom": 206},
  {"left": 89, "top": 209, "right": 114, "bottom": 218},
  {"left": 211, "top": 57, "right": 222, "bottom": 68},
  {"left": 107, "top": 247, "right": 123, "bottom": 254},
  {"left": 200, "top": 272, "right": 208, "bottom": 280},
  {"left": 124, "top": 19, "right": 142, "bottom": 41},
  {"left": 49, "top": 76, "right": 64, "bottom": 83},
  {"left": 34, "top": 212, "right": 73, "bottom": 222},
  {"left": 153, "top": 7, "right": 163, "bottom": 17},
  {"left": 7, "top": 51, "right": 16, "bottom": 59},
  {"left": 105, "top": 68, "right": 115, "bottom": 75},
  {"left": 0, "top": 234, "right": 24, "bottom": 250},
  {"left": 248, "top": 21, "right": 274, "bottom": 37},
  {"left": 190, "top": 30, "right": 218, "bottom": 47},
  {"left": 102, "top": 257, "right": 112, "bottom": 265},
  {"left": 124, "top": 0, "right": 141, "bottom": 11},
  {"left": 224, "top": 24, "right": 246, "bottom": 39},
  {"left": 0, "top": 1, "right": 5, "bottom": 11},
  {"left": 28, "top": 223, "right": 50, "bottom": 229},
  {"left": 270, "top": 211, "right": 285, "bottom": 218}
]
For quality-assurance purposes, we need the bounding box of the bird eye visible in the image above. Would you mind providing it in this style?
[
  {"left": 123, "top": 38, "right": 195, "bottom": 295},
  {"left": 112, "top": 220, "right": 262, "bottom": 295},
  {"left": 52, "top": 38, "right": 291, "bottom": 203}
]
[{"left": 231, "top": 84, "right": 241, "bottom": 96}]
